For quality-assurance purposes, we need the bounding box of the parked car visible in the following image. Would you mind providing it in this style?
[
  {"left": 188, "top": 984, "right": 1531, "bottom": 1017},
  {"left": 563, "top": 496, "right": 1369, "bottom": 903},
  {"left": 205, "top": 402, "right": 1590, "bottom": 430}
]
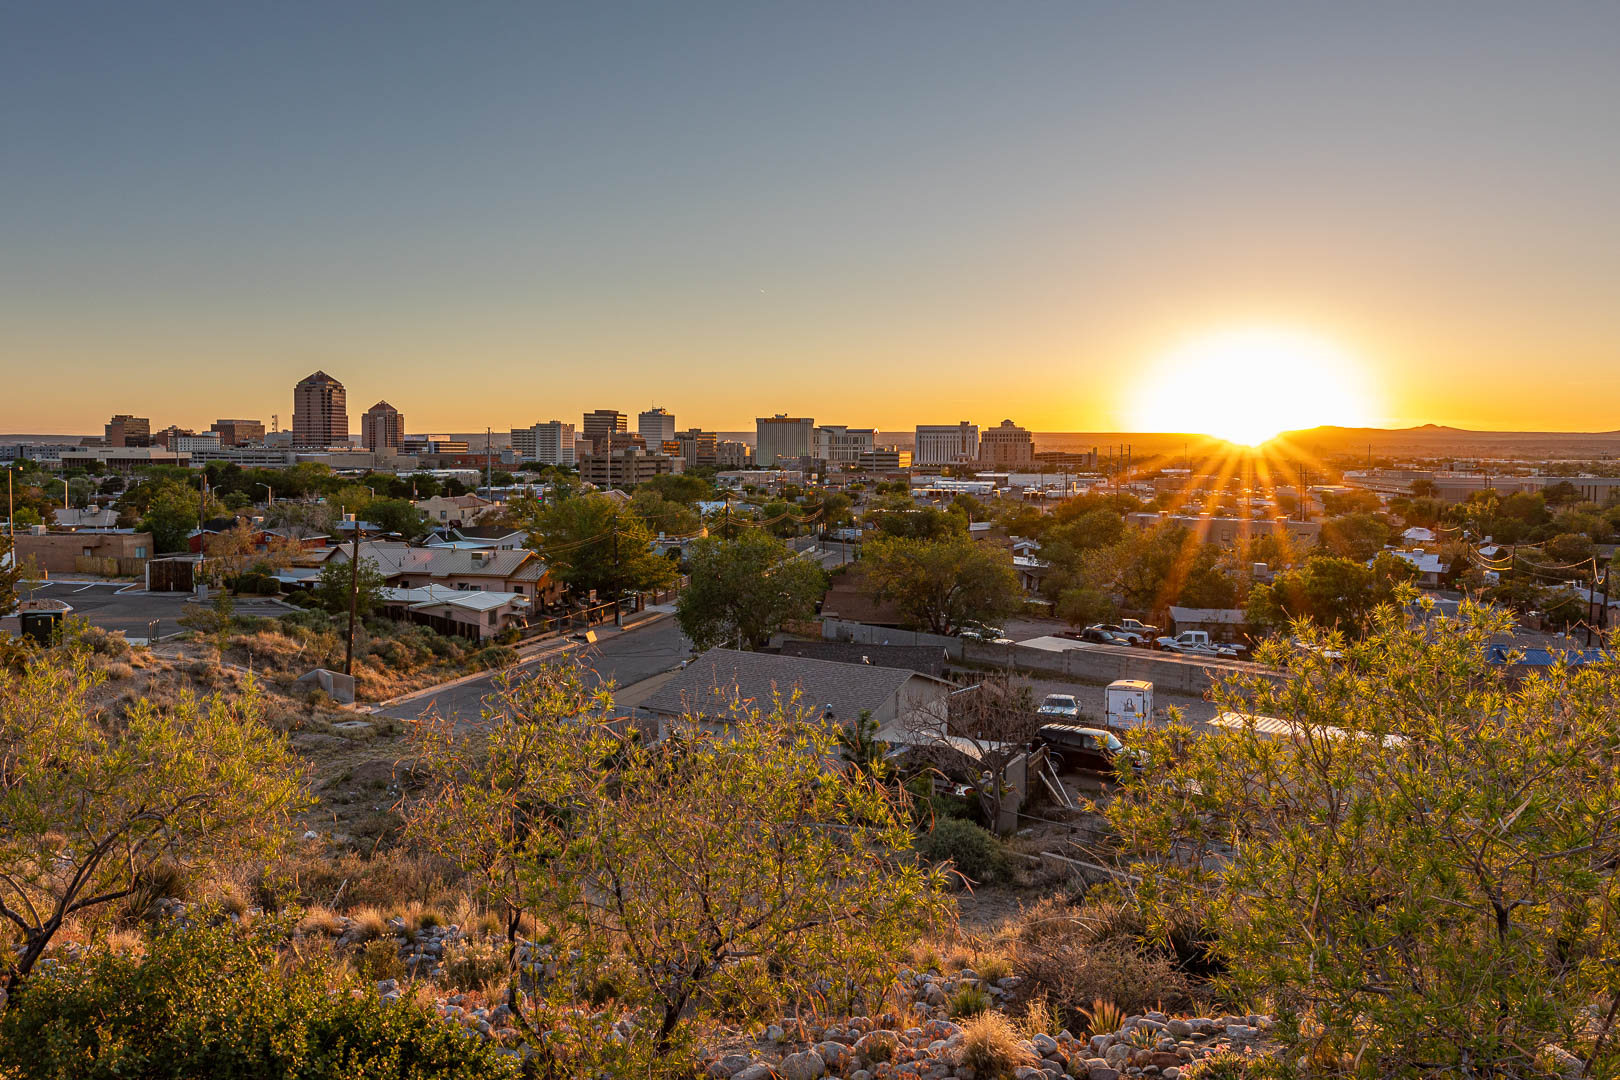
[
  {"left": 1290, "top": 637, "right": 1345, "bottom": 660},
  {"left": 958, "top": 623, "right": 1014, "bottom": 644},
  {"left": 1035, "top": 723, "right": 1137, "bottom": 775},
  {"left": 1117, "top": 618, "right": 1160, "bottom": 638},
  {"left": 1155, "top": 630, "right": 1246, "bottom": 658},
  {"left": 1084, "top": 623, "right": 1147, "bottom": 646},
  {"left": 1036, "top": 693, "right": 1081, "bottom": 720}
]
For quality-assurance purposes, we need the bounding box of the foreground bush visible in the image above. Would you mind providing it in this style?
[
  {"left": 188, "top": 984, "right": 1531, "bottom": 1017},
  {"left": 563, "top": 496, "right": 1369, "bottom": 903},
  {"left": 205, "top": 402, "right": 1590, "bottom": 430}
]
[
  {"left": 0, "top": 922, "right": 516, "bottom": 1079},
  {"left": 918, "top": 817, "right": 1009, "bottom": 884},
  {"left": 0, "top": 651, "right": 304, "bottom": 999},
  {"left": 407, "top": 665, "right": 952, "bottom": 1054},
  {"left": 1111, "top": 598, "right": 1620, "bottom": 1076}
]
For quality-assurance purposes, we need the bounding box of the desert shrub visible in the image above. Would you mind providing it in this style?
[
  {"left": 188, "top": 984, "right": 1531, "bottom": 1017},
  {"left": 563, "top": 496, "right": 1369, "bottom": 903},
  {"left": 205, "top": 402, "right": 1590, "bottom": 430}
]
[
  {"left": 948, "top": 983, "right": 992, "bottom": 1018},
  {"left": 231, "top": 571, "right": 280, "bottom": 595},
  {"left": 955, "top": 1010, "right": 1036, "bottom": 1078},
  {"left": 917, "top": 817, "right": 1009, "bottom": 884},
  {"left": 442, "top": 937, "right": 507, "bottom": 995},
  {"left": 0, "top": 921, "right": 519, "bottom": 1079},
  {"left": 1016, "top": 936, "right": 1195, "bottom": 1024},
  {"left": 468, "top": 645, "right": 518, "bottom": 670},
  {"left": 857, "top": 1029, "right": 898, "bottom": 1064},
  {"left": 66, "top": 621, "right": 131, "bottom": 658},
  {"left": 358, "top": 936, "right": 406, "bottom": 981},
  {"left": 974, "top": 953, "right": 1012, "bottom": 983}
]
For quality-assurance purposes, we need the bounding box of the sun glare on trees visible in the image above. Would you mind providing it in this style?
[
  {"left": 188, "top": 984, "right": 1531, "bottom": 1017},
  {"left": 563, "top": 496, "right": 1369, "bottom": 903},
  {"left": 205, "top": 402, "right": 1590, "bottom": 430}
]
[{"left": 1129, "top": 328, "right": 1377, "bottom": 446}]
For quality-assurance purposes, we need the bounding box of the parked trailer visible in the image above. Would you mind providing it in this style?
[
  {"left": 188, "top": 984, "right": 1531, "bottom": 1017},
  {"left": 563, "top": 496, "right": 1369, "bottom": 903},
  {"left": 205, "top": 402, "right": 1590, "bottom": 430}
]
[{"left": 1105, "top": 679, "right": 1153, "bottom": 730}]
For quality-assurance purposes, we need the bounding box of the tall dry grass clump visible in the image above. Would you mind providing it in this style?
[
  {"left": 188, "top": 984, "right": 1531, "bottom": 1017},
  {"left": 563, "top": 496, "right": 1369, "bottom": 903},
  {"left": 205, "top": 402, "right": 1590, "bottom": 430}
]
[{"left": 955, "top": 1011, "right": 1036, "bottom": 1078}]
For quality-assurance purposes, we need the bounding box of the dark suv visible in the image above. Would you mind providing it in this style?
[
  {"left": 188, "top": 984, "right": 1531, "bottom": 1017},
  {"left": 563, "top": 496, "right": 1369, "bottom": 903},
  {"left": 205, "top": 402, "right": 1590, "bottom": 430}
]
[{"left": 1035, "top": 724, "right": 1129, "bottom": 774}]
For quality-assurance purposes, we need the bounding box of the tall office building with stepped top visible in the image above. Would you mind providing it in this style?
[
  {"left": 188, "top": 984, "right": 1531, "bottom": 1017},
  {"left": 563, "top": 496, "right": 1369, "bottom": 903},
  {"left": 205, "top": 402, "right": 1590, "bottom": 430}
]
[{"left": 292, "top": 371, "right": 348, "bottom": 448}]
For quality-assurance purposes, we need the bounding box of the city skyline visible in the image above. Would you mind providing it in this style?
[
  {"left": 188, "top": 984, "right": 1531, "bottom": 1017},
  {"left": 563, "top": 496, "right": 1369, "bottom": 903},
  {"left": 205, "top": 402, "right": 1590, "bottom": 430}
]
[{"left": 5, "top": 3, "right": 1620, "bottom": 435}]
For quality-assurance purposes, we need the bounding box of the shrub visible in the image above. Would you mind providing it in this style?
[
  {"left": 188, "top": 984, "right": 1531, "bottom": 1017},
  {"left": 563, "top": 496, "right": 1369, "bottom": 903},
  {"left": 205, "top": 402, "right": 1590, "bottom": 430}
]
[
  {"left": 917, "top": 817, "right": 1009, "bottom": 884},
  {"left": 974, "top": 953, "right": 1012, "bottom": 983},
  {"left": 1016, "top": 937, "right": 1195, "bottom": 1024},
  {"left": 1110, "top": 601, "right": 1620, "bottom": 1074},
  {"left": 948, "top": 983, "right": 992, "bottom": 1018},
  {"left": 955, "top": 1010, "right": 1036, "bottom": 1078},
  {"left": 0, "top": 921, "right": 520, "bottom": 1079},
  {"left": 358, "top": 936, "right": 405, "bottom": 982},
  {"left": 442, "top": 938, "right": 507, "bottom": 996},
  {"left": 857, "top": 1029, "right": 898, "bottom": 1064}
]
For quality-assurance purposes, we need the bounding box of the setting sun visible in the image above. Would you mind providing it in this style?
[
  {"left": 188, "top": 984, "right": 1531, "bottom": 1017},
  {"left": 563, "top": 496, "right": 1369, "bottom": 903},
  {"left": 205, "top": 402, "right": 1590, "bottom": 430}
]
[{"left": 1127, "top": 328, "right": 1378, "bottom": 446}]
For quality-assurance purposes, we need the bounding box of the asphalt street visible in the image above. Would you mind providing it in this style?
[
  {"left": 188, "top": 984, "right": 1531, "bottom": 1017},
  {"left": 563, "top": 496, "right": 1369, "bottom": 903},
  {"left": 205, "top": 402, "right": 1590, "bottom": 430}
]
[
  {"left": 377, "top": 615, "right": 693, "bottom": 725},
  {"left": 5, "top": 581, "right": 294, "bottom": 641}
]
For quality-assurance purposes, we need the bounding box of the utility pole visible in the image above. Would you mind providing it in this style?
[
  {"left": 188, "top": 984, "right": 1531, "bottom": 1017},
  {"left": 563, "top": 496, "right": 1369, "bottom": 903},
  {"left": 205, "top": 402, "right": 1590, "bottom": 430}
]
[
  {"left": 344, "top": 513, "right": 363, "bottom": 675},
  {"left": 611, "top": 516, "right": 622, "bottom": 627},
  {"left": 484, "top": 426, "right": 493, "bottom": 494}
]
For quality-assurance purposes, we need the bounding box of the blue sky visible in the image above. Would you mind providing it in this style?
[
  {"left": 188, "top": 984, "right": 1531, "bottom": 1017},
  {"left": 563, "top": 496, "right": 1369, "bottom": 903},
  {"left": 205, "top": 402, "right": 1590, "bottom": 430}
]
[{"left": 4, "top": 2, "right": 1619, "bottom": 433}]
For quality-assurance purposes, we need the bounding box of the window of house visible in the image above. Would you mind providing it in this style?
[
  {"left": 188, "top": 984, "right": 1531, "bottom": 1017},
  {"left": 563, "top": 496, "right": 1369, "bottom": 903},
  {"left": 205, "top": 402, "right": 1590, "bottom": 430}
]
[
  {"left": 82, "top": 547, "right": 93, "bottom": 557},
  {"left": 513, "top": 585, "right": 524, "bottom": 594},
  {"left": 134, "top": 546, "right": 147, "bottom": 558}
]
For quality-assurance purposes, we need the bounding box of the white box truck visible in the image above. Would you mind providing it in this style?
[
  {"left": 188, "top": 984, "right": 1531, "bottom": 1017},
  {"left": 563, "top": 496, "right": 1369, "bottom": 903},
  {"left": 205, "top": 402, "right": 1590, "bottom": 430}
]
[{"left": 1105, "top": 679, "right": 1153, "bottom": 730}]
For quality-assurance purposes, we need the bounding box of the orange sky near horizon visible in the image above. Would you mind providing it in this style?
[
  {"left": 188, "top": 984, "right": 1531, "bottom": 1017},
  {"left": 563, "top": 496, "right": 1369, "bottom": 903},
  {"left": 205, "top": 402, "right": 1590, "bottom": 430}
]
[{"left": 5, "top": 4, "right": 1619, "bottom": 438}]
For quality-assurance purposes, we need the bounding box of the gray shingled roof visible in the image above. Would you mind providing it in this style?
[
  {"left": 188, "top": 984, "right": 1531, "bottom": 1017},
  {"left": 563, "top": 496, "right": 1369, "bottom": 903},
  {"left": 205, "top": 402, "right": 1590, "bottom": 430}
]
[
  {"left": 641, "top": 648, "right": 944, "bottom": 723},
  {"left": 776, "top": 640, "right": 949, "bottom": 678}
]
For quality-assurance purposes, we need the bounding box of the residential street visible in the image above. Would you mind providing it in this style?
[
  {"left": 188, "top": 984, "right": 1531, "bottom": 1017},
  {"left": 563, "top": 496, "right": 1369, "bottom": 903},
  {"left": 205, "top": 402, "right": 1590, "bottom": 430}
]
[{"left": 376, "top": 614, "right": 693, "bottom": 725}]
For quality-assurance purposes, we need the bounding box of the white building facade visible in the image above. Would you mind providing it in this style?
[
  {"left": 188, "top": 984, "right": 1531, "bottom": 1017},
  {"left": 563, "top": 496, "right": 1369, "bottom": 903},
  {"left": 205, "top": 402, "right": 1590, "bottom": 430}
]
[{"left": 914, "top": 422, "right": 979, "bottom": 466}]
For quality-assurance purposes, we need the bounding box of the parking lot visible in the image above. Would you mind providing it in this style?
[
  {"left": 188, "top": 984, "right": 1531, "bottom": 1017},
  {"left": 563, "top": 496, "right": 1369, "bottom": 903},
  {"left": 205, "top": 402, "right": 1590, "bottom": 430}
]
[{"left": 1, "top": 582, "right": 294, "bottom": 642}]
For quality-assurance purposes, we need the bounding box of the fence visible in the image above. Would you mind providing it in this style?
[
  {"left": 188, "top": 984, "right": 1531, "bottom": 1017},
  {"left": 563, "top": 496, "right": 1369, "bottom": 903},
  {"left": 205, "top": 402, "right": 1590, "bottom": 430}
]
[{"left": 821, "top": 616, "right": 1278, "bottom": 694}]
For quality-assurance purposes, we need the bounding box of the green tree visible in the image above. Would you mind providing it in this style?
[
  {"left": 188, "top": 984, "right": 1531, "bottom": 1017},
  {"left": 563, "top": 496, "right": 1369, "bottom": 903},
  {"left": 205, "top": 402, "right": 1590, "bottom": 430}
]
[
  {"left": 133, "top": 479, "right": 222, "bottom": 553},
  {"left": 629, "top": 488, "right": 700, "bottom": 537},
  {"left": 0, "top": 653, "right": 304, "bottom": 1000},
  {"left": 862, "top": 534, "right": 1022, "bottom": 635},
  {"left": 674, "top": 532, "right": 826, "bottom": 650},
  {"left": 527, "top": 493, "right": 676, "bottom": 599},
  {"left": 1108, "top": 601, "right": 1620, "bottom": 1076},
  {"left": 311, "top": 553, "right": 387, "bottom": 617},
  {"left": 1318, "top": 511, "right": 1393, "bottom": 561},
  {"left": 1055, "top": 583, "right": 1117, "bottom": 628},
  {"left": 638, "top": 472, "right": 712, "bottom": 505},
  {"left": 1246, "top": 552, "right": 1416, "bottom": 634},
  {"left": 362, "top": 496, "right": 427, "bottom": 539},
  {"left": 405, "top": 666, "right": 949, "bottom": 1057}
]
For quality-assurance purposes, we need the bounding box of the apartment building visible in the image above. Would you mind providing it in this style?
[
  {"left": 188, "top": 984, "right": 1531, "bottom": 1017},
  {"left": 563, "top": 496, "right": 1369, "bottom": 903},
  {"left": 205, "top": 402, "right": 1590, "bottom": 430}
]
[
  {"left": 511, "top": 421, "right": 577, "bottom": 465},
  {"left": 578, "top": 446, "right": 676, "bottom": 489},
  {"left": 914, "top": 422, "right": 978, "bottom": 466}
]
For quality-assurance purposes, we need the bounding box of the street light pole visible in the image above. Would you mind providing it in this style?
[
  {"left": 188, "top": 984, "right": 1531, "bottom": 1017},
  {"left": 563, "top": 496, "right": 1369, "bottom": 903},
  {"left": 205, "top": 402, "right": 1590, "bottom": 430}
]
[{"left": 344, "top": 514, "right": 363, "bottom": 675}]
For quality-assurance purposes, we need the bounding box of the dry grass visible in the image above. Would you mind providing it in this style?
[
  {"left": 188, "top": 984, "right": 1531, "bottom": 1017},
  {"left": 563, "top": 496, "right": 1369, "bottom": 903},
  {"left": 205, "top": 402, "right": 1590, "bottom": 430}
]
[
  {"left": 348, "top": 906, "right": 390, "bottom": 943},
  {"left": 298, "top": 905, "right": 345, "bottom": 937},
  {"left": 956, "top": 1011, "right": 1037, "bottom": 1078}
]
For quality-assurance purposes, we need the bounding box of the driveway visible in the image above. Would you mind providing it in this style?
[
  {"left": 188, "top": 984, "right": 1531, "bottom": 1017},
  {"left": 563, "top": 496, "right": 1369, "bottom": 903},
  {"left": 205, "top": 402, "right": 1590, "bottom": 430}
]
[{"left": 376, "top": 615, "right": 693, "bottom": 725}]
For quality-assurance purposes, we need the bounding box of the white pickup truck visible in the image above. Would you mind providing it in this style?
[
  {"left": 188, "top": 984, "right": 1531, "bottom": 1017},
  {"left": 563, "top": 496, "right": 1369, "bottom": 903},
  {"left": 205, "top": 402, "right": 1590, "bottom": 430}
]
[{"left": 1154, "top": 630, "right": 1246, "bottom": 659}]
